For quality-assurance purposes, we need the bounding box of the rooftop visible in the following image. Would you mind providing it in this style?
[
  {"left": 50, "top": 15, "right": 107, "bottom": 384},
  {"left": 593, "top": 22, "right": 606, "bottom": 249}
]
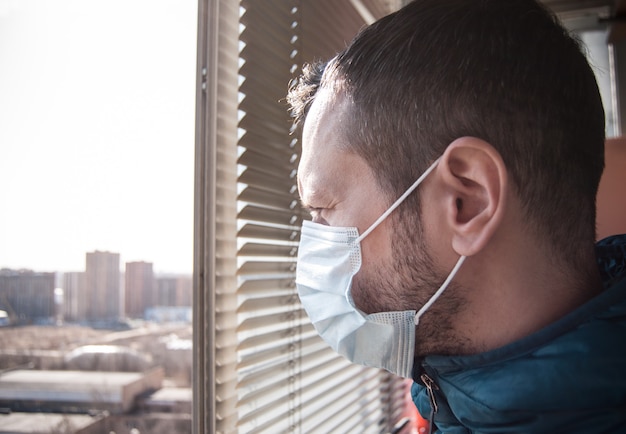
[
  {"left": 0, "top": 368, "right": 163, "bottom": 414},
  {"left": 0, "top": 412, "right": 106, "bottom": 434}
]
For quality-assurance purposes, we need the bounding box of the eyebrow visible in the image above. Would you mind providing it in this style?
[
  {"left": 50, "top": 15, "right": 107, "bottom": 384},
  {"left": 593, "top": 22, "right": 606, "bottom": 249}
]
[
  {"left": 298, "top": 198, "right": 313, "bottom": 212},
  {"left": 298, "top": 194, "right": 319, "bottom": 211},
  {"left": 299, "top": 185, "right": 336, "bottom": 218}
]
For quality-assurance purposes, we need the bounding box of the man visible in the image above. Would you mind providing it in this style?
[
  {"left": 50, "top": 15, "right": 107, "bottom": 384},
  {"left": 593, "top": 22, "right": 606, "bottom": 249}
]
[{"left": 288, "top": 0, "right": 626, "bottom": 432}]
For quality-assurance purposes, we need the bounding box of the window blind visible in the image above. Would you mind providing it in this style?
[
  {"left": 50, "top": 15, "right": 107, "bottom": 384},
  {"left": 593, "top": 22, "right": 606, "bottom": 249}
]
[
  {"left": 194, "top": 0, "right": 240, "bottom": 433},
  {"left": 195, "top": 1, "right": 411, "bottom": 433}
]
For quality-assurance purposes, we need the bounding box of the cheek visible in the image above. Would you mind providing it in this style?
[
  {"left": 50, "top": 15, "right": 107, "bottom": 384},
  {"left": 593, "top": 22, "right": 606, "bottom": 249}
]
[
  {"left": 415, "top": 207, "right": 447, "bottom": 266},
  {"left": 359, "top": 224, "right": 393, "bottom": 268},
  {"left": 350, "top": 222, "right": 394, "bottom": 310}
]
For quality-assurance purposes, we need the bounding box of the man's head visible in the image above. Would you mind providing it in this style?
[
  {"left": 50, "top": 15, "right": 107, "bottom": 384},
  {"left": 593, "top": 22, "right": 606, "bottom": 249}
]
[{"left": 289, "top": 0, "right": 606, "bottom": 354}]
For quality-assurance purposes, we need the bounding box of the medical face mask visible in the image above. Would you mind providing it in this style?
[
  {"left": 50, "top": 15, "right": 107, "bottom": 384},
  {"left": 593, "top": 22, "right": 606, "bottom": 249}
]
[{"left": 295, "top": 158, "right": 466, "bottom": 378}]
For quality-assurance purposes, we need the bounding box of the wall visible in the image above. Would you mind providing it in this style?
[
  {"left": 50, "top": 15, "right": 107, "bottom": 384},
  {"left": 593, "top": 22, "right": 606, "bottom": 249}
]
[{"left": 597, "top": 137, "right": 626, "bottom": 239}]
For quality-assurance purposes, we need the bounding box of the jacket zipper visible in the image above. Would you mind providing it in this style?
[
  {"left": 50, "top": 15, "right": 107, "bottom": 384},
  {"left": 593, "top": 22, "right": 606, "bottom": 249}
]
[{"left": 420, "top": 373, "right": 439, "bottom": 434}]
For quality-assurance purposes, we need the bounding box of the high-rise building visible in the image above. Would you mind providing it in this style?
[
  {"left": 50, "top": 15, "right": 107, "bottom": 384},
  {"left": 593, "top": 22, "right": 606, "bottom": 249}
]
[
  {"left": 155, "top": 275, "right": 192, "bottom": 307},
  {"left": 63, "top": 271, "right": 87, "bottom": 322},
  {"left": 125, "top": 261, "right": 154, "bottom": 318},
  {"left": 175, "top": 275, "right": 192, "bottom": 307},
  {"left": 155, "top": 277, "right": 177, "bottom": 307},
  {"left": 85, "top": 251, "right": 120, "bottom": 321},
  {"left": 0, "top": 269, "right": 55, "bottom": 324}
]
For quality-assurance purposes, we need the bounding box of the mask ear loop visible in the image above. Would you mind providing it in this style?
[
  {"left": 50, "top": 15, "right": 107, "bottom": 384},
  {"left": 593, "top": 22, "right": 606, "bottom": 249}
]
[
  {"left": 355, "top": 157, "right": 442, "bottom": 244},
  {"left": 415, "top": 255, "right": 466, "bottom": 325}
]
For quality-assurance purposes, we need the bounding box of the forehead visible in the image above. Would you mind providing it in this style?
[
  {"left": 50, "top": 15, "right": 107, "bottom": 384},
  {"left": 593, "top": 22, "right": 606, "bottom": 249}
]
[
  {"left": 298, "top": 89, "right": 349, "bottom": 182},
  {"left": 300, "top": 88, "right": 353, "bottom": 163},
  {"left": 302, "top": 87, "right": 349, "bottom": 145}
]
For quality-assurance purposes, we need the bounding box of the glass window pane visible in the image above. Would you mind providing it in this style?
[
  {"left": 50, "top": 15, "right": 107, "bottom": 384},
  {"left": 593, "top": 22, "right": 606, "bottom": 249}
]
[{"left": 0, "top": 1, "right": 197, "bottom": 432}]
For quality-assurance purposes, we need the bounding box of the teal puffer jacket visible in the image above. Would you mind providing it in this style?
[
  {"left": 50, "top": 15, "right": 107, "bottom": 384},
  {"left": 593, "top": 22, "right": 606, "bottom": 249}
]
[{"left": 411, "top": 235, "right": 626, "bottom": 433}]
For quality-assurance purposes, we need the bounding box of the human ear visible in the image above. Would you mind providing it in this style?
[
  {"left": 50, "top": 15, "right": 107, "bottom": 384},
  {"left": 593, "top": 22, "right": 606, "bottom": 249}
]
[{"left": 438, "top": 137, "right": 508, "bottom": 256}]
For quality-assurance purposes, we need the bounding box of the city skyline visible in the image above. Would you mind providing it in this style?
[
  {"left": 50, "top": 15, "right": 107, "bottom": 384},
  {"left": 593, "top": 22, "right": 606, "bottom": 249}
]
[
  {"left": 2, "top": 250, "right": 193, "bottom": 324},
  {"left": 0, "top": 0, "right": 198, "bottom": 275},
  {"left": 0, "top": 249, "right": 193, "bottom": 276}
]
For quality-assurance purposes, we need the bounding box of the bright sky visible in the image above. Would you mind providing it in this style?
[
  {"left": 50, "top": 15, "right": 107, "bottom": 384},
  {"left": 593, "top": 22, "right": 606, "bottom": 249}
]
[{"left": 0, "top": 0, "right": 197, "bottom": 274}]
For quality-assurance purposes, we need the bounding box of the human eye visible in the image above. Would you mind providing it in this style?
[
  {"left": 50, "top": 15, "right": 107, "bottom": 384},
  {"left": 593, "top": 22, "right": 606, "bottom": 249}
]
[{"left": 299, "top": 201, "right": 328, "bottom": 225}]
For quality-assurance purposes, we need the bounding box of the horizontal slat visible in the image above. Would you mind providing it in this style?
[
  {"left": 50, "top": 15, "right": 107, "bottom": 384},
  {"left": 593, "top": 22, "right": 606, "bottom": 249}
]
[
  {"left": 237, "top": 377, "right": 295, "bottom": 409},
  {"left": 237, "top": 260, "right": 296, "bottom": 275},
  {"left": 237, "top": 332, "right": 323, "bottom": 371},
  {"left": 214, "top": 368, "right": 239, "bottom": 392},
  {"left": 238, "top": 60, "right": 292, "bottom": 89},
  {"left": 239, "top": 62, "right": 293, "bottom": 89},
  {"left": 238, "top": 205, "right": 301, "bottom": 227},
  {"left": 238, "top": 73, "right": 293, "bottom": 105},
  {"left": 301, "top": 363, "right": 380, "bottom": 403},
  {"left": 299, "top": 352, "right": 358, "bottom": 383},
  {"left": 307, "top": 396, "right": 384, "bottom": 434},
  {"left": 237, "top": 399, "right": 291, "bottom": 429},
  {"left": 237, "top": 293, "right": 298, "bottom": 312},
  {"left": 237, "top": 344, "right": 328, "bottom": 409},
  {"left": 215, "top": 395, "right": 239, "bottom": 428},
  {"left": 238, "top": 81, "right": 294, "bottom": 117},
  {"left": 240, "top": 0, "right": 294, "bottom": 35},
  {"left": 237, "top": 147, "right": 296, "bottom": 174},
  {"left": 237, "top": 158, "right": 294, "bottom": 185},
  {"left": 237, "top": 336, "right": 330, "bottom": 390},
  {"left": 237, "top": 185, "right": 298, "bottom": 211},
  {"left": 238, "top": 130, "right": 298, "bottom": 154},
  {"left": 305, "top": 397, "right": 384, "bottom": 434},
  {"left": 237, "top": 223, "right": 299, "bottom": 242},
  {"left": 239, "top": 44, "right": 295, "bottom": 77},
  {"left": 215, "top": 339, "right": 238, "bottom": 365},
  {"left": 237, "top": 111, "right": 289, "bottom": 142},
  {"left": 302, "top": 382, "right": 383, "bottom": 418},
  {"left": 237, "top": 309, "right": 306, "bottom": 333},
  {"left": 301, "top": 365, "right": 379, "bottom": 424},
  {"left": 238, "top": 322, "right": 315, "bottom": 352},
  {"left": 238, "top": 168, "right": 295, "bottom": 197},
  {"left": 238, "top": 77, "right": 294, "bottom": 110},
  {"left": 237, "top": 188, "right": 296, "bottom": 211},
  {"left": 238, "top": 343, "right": 330, "bottom": 393},
  {"left": 237, "top": 112, "right": 291, "bottom": 142},
  {"left": 240, "top": 336, "right": 333, "bottom": 377},
  {"left": 237, "top": 140, "right": 296, "bottom": 162},
  {"left": 237, "top": 242, "right": 298, "bottom": 258},
  {"left": 240, "top": 36, "right": 293, "bottom": 67}
]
